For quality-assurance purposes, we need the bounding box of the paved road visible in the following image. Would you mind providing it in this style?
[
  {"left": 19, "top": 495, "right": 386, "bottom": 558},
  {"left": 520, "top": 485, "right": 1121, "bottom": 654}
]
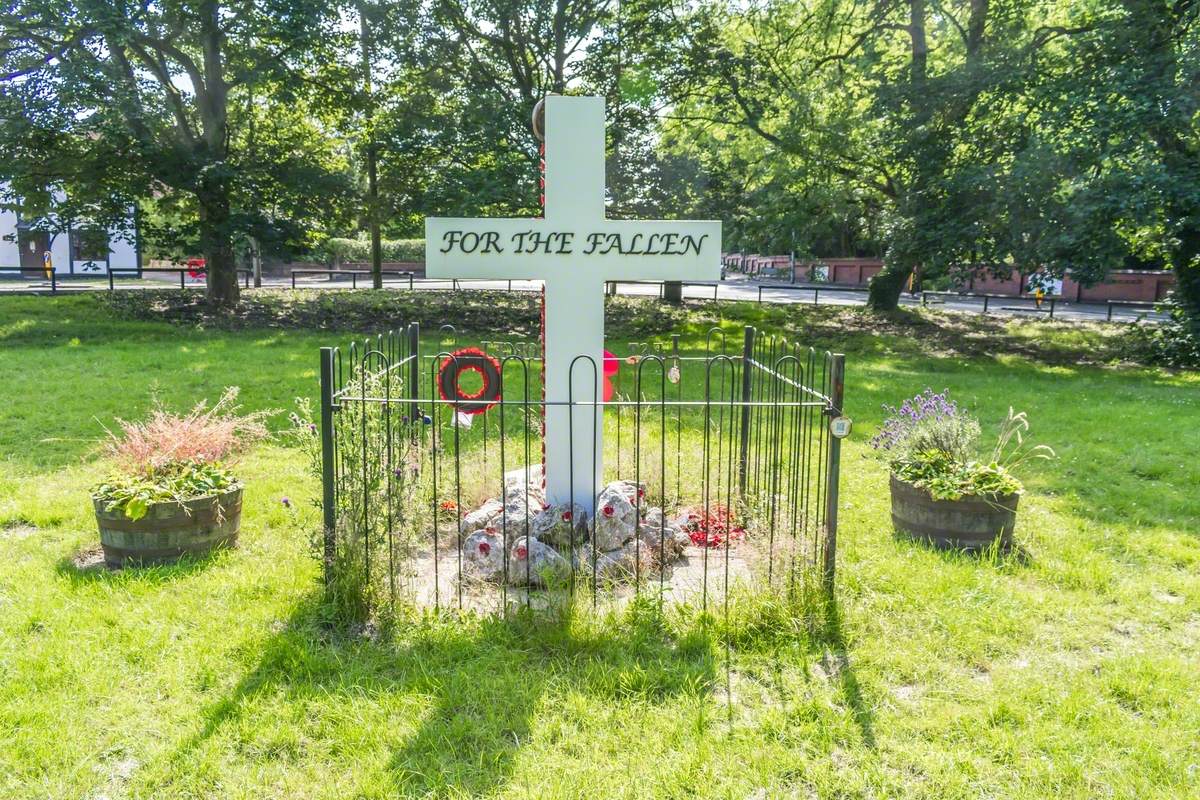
[{"left": 0, "top": 271, "right": 1167, "bottom": 325}]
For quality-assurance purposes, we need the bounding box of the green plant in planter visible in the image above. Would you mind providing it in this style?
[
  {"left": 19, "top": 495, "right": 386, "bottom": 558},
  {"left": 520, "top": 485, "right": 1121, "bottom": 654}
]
[
  {"left": 94, "top": 461, "right": 241, "bottom": 521},
  {"left": 871, "top": 390, "right": 1052, "bottom": 500},
  {"left": 92, "top": 388, "right": 272, "bottom": 519}
]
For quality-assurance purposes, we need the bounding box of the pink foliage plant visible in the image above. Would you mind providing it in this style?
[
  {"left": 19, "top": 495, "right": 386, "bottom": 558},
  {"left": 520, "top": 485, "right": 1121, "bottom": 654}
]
[{"left": 102, "top": 387, "right": 272, "bottom": 476}]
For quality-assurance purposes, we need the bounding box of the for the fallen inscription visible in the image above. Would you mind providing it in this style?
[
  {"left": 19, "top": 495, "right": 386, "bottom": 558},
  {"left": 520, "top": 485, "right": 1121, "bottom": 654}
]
[
  {"left": 438, "top": 230, "right": 710, "bottom": 257},
  {"left": 425, "top": 95, "right": 721, "bottom": 512}
]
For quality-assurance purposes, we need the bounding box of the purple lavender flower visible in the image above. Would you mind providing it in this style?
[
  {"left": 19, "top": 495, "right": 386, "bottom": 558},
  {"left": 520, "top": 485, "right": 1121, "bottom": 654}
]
[
  {"left": 870, "top": 388, "right": 959, "bottom": 451},
  {"left": 281, "top": 496, "right": 291, "bottom": 508}
]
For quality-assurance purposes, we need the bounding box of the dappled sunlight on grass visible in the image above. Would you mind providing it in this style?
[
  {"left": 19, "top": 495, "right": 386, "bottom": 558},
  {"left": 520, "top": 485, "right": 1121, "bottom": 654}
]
[
  {"left": 0, "top": 295, "right": 1198, "bottom": 798},
  {"left": 0, "top": 317, "right": 35, "bottom": 339}
]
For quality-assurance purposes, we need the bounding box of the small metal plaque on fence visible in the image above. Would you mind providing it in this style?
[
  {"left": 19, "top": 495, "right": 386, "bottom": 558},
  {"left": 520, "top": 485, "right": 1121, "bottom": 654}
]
[{"left": 830, "top": 416, "right": 853, "bottom": 439}]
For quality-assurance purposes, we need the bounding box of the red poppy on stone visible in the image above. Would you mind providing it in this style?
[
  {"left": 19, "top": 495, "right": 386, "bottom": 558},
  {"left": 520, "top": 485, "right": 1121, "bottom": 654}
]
[
  {"left": 478, "top": 541, "right": 491, "bottom": 555},
  {"left": 602, "top": 505, "right": 614, "bottom": 517},
  {"left": 517, "top": 545, "right": 528, "bottom": 559},
  {"left": 561, "top": 511, "right": 572, "bottom": 522}
]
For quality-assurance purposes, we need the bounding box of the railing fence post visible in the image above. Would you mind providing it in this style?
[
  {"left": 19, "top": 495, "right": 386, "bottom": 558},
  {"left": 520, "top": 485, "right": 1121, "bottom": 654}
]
[
  {"left": 319, "top": 347, "right": 337, "bottom": 587},
  {"left": 823, "top": 353, "right": 845, "bottom": 593},
  {"left": 408, "top": 322, "right": 421, "bottom": 433},
  {"left": 737, "top": 325, "right": 755, "bottom": 496}
]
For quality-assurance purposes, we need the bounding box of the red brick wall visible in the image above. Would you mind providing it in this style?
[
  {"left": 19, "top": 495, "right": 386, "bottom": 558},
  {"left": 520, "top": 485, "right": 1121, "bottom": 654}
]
[
  {"left": 1066, "top": 272, "right": 1174, "bottom": 302},
  {"left": 721, "top": 254, "right": 1175, "bottom": 302},
  {"left": 793, "top": 258, "right": 884, "bottom": 284},
  {"left": 960, "top": 269, "right": 1174, "bottom": 302}
]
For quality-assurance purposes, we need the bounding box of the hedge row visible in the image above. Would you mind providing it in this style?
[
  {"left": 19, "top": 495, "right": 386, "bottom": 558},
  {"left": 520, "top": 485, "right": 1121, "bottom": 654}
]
[
  {"left": 322, "top": 237, "right": 425, "bottom": 263},
  {"left": 98, "top": 288, "right": 540, "bottom": 336},
  {"left": 93, "top": 290, "right": 700, "bottom": 341}
]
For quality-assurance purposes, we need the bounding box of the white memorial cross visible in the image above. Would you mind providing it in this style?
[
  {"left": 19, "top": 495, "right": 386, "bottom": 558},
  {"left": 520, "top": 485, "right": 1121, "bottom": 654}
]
[{"left": 425, "top": 95, "right": 720, "bottom": 511}]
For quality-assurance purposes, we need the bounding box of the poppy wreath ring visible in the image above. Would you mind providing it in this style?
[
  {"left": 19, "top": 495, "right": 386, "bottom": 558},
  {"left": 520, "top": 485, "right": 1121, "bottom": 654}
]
[{"left": 437, "top": 348, "right": 503, "bottom": 415}]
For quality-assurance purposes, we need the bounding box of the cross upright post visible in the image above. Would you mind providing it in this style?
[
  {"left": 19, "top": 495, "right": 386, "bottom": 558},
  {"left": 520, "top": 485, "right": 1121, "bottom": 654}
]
[{"left": 425, "top": 95, "right": 721, "bottom": 512}]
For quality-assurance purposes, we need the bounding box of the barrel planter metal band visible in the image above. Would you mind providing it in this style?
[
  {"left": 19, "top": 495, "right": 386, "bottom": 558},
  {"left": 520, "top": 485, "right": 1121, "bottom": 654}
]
[
  {"left": 94, "top": 487, "right": 243, "bottom": 568},
  {"left": 889, "top": 475, "right": 1018, "bottom": 551}
]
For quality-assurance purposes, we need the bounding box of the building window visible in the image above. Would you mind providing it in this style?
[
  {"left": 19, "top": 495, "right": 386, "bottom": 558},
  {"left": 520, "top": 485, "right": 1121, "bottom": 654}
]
[{"left": 71, "top": 227, "right": 109, "bottom": 262}]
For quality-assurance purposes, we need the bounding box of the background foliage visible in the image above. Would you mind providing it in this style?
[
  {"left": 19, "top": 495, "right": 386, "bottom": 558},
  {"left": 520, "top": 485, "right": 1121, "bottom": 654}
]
[{"left": 2, "top": 0, "right": 1199, "bottom": 335}]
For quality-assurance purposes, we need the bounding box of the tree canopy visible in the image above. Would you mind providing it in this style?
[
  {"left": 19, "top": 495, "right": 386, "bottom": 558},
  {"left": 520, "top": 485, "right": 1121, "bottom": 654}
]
[{"left": 2, "top": 0, "right": 1198, "bottom": 333}]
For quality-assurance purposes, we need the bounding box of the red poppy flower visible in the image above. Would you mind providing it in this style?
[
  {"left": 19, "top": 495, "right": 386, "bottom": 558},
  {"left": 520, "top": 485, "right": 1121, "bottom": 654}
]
[
  {"left": 682, "top": 505, "right": 746, "bottom": 548},
  {"left": 478, "top": 541, "right": 491, "bottom": 555}
]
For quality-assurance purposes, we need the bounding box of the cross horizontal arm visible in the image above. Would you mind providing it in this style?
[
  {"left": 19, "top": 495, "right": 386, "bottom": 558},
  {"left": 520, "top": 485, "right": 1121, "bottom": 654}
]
[{"left": 425, "top": 218, "right": 722, "bottom": 282}]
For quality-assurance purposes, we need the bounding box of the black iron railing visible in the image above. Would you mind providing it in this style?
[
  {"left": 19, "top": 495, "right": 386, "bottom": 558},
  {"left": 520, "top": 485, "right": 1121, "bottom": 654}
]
[{"left": 316, "top": 324, "right": 845, "bottom": 618}]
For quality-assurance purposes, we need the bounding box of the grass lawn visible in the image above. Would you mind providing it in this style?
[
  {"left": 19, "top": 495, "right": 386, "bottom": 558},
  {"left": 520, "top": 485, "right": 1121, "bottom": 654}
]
[{"left": 1, "top": 293, "right": 1198, "bottom": 799}]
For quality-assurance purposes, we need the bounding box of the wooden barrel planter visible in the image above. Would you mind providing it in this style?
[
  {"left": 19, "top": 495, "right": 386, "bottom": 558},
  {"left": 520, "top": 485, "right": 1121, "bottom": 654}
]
[
  {"left": 889, "top": 475, "right": 1018, "bottom": 551},
  {"left": 93, "top": 487, "right": 243, "bottom": 568}
]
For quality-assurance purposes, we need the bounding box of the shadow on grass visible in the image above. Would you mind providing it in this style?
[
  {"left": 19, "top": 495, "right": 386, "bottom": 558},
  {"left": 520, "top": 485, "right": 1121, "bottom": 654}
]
[
  {"left": 891, "top": 528, "right": 1035, "bottom": 569},
  {"left": 817, "top": 598, "right": 876, "bottom": 750},
  {"left": 746, "top": 591, "right": 877, "bottom": 751},
  {"left": 154, "top": 593, "right": 717, "bottom": 795},
  {"left": 54, "top": 544, "right": 230, "bottom": 586}
]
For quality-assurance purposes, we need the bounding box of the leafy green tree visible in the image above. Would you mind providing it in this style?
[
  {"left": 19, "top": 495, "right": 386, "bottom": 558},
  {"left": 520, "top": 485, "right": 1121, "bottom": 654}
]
[
  {"left": 1, "top": 0, "right": 352, "bottom": 305},
  {"left": 356, "top": 0, "right": 616, "bottom": 231},
  {"left": 1043, "top": 0, "right": 1200, "bottom": 339},
  {"left": 642, "top": 0, "right": 1179, "bottom": 310}
]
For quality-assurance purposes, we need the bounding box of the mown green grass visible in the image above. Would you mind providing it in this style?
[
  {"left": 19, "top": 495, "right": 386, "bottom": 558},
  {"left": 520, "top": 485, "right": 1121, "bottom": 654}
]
[{"left": 1, "top": 294, "right": 1198, "bottom": 799}]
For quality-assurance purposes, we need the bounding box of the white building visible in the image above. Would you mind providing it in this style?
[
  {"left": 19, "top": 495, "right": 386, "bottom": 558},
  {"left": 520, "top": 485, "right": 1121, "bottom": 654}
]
[{"left": 0, "top": 188, "right": 140, "bottom": 277}]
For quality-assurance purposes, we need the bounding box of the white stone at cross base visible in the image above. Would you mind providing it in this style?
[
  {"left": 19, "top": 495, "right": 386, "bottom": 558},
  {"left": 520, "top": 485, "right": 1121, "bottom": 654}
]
[{"left": 425, "top": 95, "right": 720, "bottom": 513}]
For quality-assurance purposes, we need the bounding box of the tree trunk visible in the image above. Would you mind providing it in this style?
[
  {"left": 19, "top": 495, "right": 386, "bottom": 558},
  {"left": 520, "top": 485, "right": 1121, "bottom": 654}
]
[
  {"left": 197, "top": 182, "right": 239, "bottom": 307},
  {"left": 866, "top": 263, "right": 913, "bottom": 311},
  {"left": 250, "top": 236, "right": 262, "bottom": 288},
  {"left": 1170, "top": 224, "right": 1200, "bottom": 340},
  {"left": 868, "top": 0, "right": 927, "bottom": 313},
  {"left": 1132, "top": 0, "right": 1200, "bottom": 339},
  {"left": 360, "top": 2, "right": 383, "bottom": 290},
  {"left": 195, "top": 1, "right": 235, "bottom": 306}
]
